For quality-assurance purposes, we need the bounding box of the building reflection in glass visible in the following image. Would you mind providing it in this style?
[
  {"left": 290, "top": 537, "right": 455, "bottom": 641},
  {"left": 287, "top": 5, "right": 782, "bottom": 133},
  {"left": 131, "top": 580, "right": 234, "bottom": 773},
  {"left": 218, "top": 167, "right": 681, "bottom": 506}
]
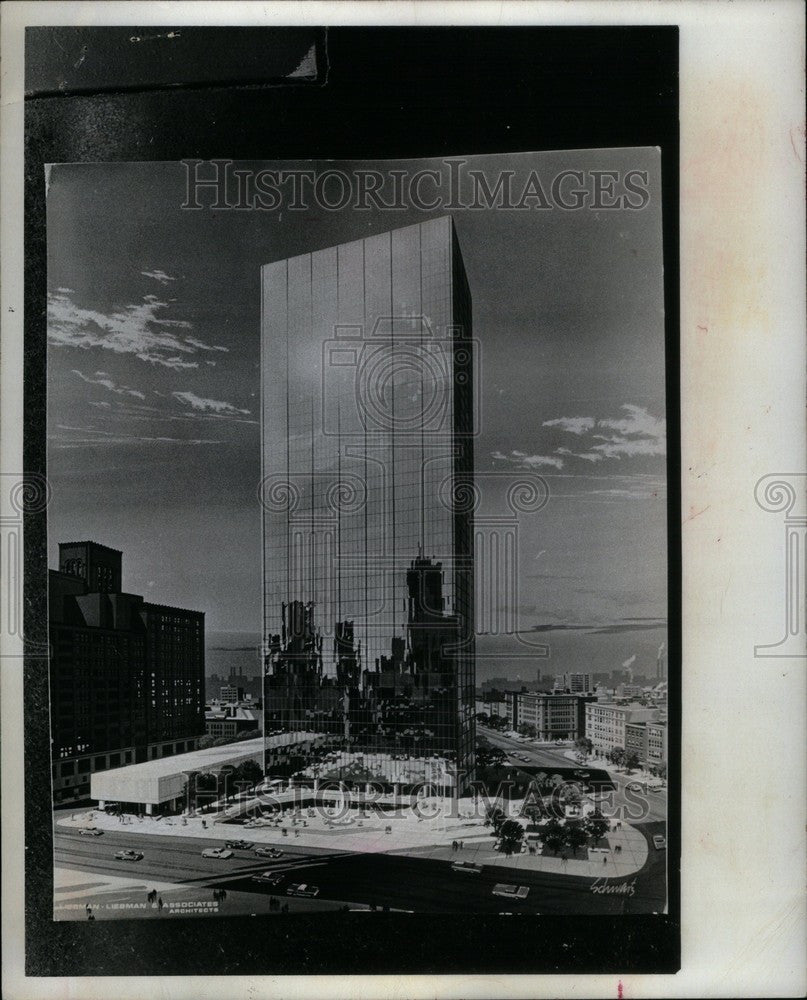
[{"left": 261, "top": 217, "right": 475, "bottom": 794}]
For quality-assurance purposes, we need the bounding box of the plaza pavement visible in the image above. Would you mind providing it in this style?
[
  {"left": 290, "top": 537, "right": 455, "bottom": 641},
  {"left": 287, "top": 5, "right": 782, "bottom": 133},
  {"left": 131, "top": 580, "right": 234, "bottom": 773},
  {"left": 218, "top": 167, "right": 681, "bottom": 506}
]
[{"left": 57, "top": 795, "right": 648, "bottom": 881}]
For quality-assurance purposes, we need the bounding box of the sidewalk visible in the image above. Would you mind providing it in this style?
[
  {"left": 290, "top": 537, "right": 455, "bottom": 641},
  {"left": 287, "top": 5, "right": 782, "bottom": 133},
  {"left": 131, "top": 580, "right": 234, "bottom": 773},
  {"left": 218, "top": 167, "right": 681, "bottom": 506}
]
[{"left": 57, "top": 797, "right": 648, "bottom": 879}]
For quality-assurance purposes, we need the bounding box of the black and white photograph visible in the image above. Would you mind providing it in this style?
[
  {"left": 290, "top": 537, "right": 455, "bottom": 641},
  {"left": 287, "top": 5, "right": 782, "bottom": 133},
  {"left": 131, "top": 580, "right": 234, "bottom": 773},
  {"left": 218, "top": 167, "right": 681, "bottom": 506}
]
[
  {"left": 4, "top": 8, "right": 805, "bottom": 998},
  {"left": 46, "top": 151, "right": 669, "bottom": 921}
]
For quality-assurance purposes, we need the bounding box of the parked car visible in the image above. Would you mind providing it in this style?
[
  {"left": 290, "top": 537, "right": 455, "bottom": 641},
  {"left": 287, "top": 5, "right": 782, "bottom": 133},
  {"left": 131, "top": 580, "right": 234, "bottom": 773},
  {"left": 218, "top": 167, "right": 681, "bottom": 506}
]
[
  {"left": 201, "top": 847, "right": 234, "bottom": 859},
  {"left": 492, "top": 883, "right": 530, "bottom": 900},
  {"left": 286, "top": 883, "right": 319, "bottom": 897},
  {"left": 255, "top": 847, "right": 283, "bottom": 858},
  {"left": 79, "top": 827, "right": 103, "bottom": 836},
  {"left": 114, "top": 849, "right": 144, "bottom": 862},
  {"left": 251, "top": 871, "right": 285, "bottom": 885},
  {"left": 451, "top": 861, "right": 482, "bottom": 875},
  {"left": 653, "top": 834, "right": 667, "bottom": 850},
  {"left": 224, "top": 840, "right": 254, "bottom": 850}
]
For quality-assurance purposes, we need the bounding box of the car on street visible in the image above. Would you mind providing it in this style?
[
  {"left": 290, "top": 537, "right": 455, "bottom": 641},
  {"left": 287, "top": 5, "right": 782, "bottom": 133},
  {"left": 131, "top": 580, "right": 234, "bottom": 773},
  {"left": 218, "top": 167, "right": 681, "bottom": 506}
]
[
  {"left": 201, "top": 847, "right": 234, "bottom": 859},
  {"left": 224, "top": 839, "right": 254, "bottom": 850},
  {"left": 255, "top": 847, "right": 283, "bottom": 858},
  {"left": 653, "top": 834, "right": 667, "bottom": 850},
  {"left": 286, "top": 883, "right": 319, "bottom": 897},
  {"left": 251, "top": 871, "right": 285, "bottom": 885},
  {"left": 114, "top": 849, "right": 144, "bottom": 861},
  {"left": 451, "top": 861, "right": 482, "bottom": 875},
  {"left": 79, "top": 827, "right": 103, "bottom": 836},
  {"left": 492, "top": 883, "right": 530, "bottom": 900}
]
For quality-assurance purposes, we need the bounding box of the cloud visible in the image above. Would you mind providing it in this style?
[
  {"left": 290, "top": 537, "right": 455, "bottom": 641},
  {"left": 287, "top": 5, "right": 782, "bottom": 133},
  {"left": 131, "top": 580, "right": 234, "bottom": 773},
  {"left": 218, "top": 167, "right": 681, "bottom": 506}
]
[
  {"left": 491, "top": 449, "right": 563, "bottom": 470},
  {"left": 172, "top": 391, "right": 251, "bottom": 416},
  {"left": 541, "top": 404, "right": 666, "bottom": 462},
  {"left": 542, "top": 416, "right": 596, "bottom": 436},
  {"left": 599, "top": 403, "right": 665, "bottom": 439},
  {"left": 184, "top": 337, "right": 228, "bottom": 353},
  {"left": 50, "top": 424, "right": 221, "bottom": 447},
  {"left": 591, "top": 435, "right": 665, "bottom": 459},
  {"left": 592, "top": 404, "right": 666, "bottom": 458},
  {"left": 48, "top": 289, "right": 226, "bottom": 368},
  {"left": 556, "top": 447, "right": 604, "bottom": 464},
  {"left": 140, "top": 269, "right": 176, "bottom": 285},
  {"left": 71, "top": 369, "right": 146, "bottom": 399}
]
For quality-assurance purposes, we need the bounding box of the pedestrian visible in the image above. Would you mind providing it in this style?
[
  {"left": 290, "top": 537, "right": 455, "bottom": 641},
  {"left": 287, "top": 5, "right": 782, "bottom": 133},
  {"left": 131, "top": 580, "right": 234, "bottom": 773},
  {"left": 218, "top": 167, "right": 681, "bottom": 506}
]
[
  {"left": 158, "top": 896, "right": 164, "bottom": 911},
  {"left": 85, "top": 903, "right": 91, "bottom": 916},
  {"left": 603, "top": 855, "right": 607, "bottom": 865},
  {"left": 451, "top": 840, "right": 457, "bottom": 852}
]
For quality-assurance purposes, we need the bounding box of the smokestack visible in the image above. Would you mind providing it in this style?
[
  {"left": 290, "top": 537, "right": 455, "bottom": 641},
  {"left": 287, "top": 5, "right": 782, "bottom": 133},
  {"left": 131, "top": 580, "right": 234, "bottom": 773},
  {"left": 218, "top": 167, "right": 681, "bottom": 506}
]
[
  {"left": 657, "top": 642, "right": 666, "bottom": 680},
  {"left": 621, "top": 653, "right": 636, "bottom": 684}
]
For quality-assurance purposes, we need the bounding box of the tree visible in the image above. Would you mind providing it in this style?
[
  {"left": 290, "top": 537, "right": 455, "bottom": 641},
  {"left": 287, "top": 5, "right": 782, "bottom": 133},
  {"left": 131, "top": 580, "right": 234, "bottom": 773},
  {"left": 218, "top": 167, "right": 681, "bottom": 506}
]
[
  {"left": 656, "top": 761, "right": 667, "bottom": 784},
  {"left": 623, "top": 751, "right": 641, "bottom": 773},
  {"left": 574, "top": 737, "right": 593, "bottom": 760},
  {"left": 564, "top": 824, "right": 589, "bottom": 857},
  {"left": 541, "top": 817, "right": 566, "bottom": 856},
  {"left": 560, "top": 781, "right": 584, "bottom": 808},
  {"left": 235, "top": 759, "right": 264, "bottom": 789},
  {"left": 486, "top": 805, "right": 507, "bottom": 833},
  {"left": 608, "top": 746, "right": 626, "bottom": 769},
  {"left": 499, "top": 819, "right": 525, "bottom": 854},
  {"left": 585, "top": 808, "right": 609, "bottom": 845},
  {"left": 218, "top": 764, "right": 237, "bottom": 801},
  {"left": 193, "top": 771, "right": 218, "bottom": 812}
]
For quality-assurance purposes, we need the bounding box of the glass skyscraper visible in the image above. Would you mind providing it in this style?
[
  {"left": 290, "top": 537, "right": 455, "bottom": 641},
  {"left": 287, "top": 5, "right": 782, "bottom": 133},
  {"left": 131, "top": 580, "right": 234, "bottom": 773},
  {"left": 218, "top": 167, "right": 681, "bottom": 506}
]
[{"left": 261, "top": 216, "right": 475, "bottom": 794}]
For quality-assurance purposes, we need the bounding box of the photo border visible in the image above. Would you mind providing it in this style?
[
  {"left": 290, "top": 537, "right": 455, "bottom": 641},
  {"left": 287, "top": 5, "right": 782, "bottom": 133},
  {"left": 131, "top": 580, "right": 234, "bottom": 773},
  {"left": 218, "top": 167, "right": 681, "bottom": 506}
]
[{"left": 21, "top": 18, "right": 681, "bottom": 983}]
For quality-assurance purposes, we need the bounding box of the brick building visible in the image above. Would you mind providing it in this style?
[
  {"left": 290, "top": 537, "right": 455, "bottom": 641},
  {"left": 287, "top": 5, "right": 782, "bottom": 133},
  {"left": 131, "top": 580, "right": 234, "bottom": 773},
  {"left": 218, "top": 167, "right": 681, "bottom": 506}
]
[{"left": 49, "top": 541, "right": 205, "bottom": 805}]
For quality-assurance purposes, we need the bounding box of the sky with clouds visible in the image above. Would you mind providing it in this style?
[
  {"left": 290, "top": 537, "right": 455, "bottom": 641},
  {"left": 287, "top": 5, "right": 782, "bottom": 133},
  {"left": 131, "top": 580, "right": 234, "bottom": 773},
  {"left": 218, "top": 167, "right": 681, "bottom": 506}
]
[{"left": 46, "top": 151, "right": 667, "bottom": 640}]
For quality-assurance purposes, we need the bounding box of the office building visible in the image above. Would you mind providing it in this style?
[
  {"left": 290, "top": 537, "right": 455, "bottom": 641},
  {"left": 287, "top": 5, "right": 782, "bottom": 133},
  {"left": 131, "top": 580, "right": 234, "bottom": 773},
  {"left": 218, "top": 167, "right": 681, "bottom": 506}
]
[
  {"left": 584, "top": 701, "right": 660, "bottom": 756},
  {"left": 220, "top": 685, "right": 246, "bottom": 704},
  {"left": 507, "top": 690, "right": 594, "bottom": 740},
  {"left": 205, "top": 705, "right": 261, "bottom": 741},
  {"left": 261, "top": 217, "right": 475, "bottom": 792},
  {"left": 553, "top": 672, "right": 593, "bottom": 693},
  {"left": 49, "top": 541, "right": 205, "bottom": 805},
  {"left": 646, "top": 720, "right": 668, "bottom": 767}
]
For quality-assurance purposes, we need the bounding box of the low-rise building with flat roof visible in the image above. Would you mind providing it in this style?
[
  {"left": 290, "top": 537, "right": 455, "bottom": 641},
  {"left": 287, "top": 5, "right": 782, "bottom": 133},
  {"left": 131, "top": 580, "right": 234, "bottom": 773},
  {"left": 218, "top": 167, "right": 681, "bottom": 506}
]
[
  {"left": 585, "top": 702, "right": 660, "bottom": 756},
  {"left": 89, "top": 730, "right": 319, "bottom": 814}
]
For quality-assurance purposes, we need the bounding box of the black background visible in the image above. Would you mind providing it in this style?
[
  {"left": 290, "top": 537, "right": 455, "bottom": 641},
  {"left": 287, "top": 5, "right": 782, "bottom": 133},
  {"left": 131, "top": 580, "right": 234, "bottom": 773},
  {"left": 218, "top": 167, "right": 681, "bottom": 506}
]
[{"left": 24, "top": 25, "right": 680, "bottom": 977}]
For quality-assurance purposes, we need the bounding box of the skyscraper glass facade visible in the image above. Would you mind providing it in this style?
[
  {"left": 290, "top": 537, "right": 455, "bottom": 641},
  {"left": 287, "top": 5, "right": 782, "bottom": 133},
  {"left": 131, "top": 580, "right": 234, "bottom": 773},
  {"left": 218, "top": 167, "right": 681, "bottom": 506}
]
[{"left": 261, "top": 216, "right": 475, "bottom": 793}]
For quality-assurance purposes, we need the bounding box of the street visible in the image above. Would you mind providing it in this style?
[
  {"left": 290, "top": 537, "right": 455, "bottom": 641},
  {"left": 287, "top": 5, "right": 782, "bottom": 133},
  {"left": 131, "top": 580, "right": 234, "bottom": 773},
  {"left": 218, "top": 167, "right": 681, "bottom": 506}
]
[
  {"left": 478, "top": 727, "right": 668, "bottom": 824},
  {"left": 55, "top": 818, "right": 667, "bottom": 916}
]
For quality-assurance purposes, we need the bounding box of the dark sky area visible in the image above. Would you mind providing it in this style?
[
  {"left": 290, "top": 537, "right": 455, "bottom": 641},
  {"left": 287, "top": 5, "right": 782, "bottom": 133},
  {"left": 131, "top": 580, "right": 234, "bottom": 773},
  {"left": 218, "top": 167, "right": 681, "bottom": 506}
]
[{"left": 47, "top": 150, "right": 667, "bottom": 642}]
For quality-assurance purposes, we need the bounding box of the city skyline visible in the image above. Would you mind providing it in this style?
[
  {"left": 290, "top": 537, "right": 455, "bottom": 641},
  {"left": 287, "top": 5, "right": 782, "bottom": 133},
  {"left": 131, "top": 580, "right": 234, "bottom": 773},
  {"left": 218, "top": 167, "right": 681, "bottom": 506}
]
[{"left": 46, "top": 151, "right": 667, "bottom": 644}]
